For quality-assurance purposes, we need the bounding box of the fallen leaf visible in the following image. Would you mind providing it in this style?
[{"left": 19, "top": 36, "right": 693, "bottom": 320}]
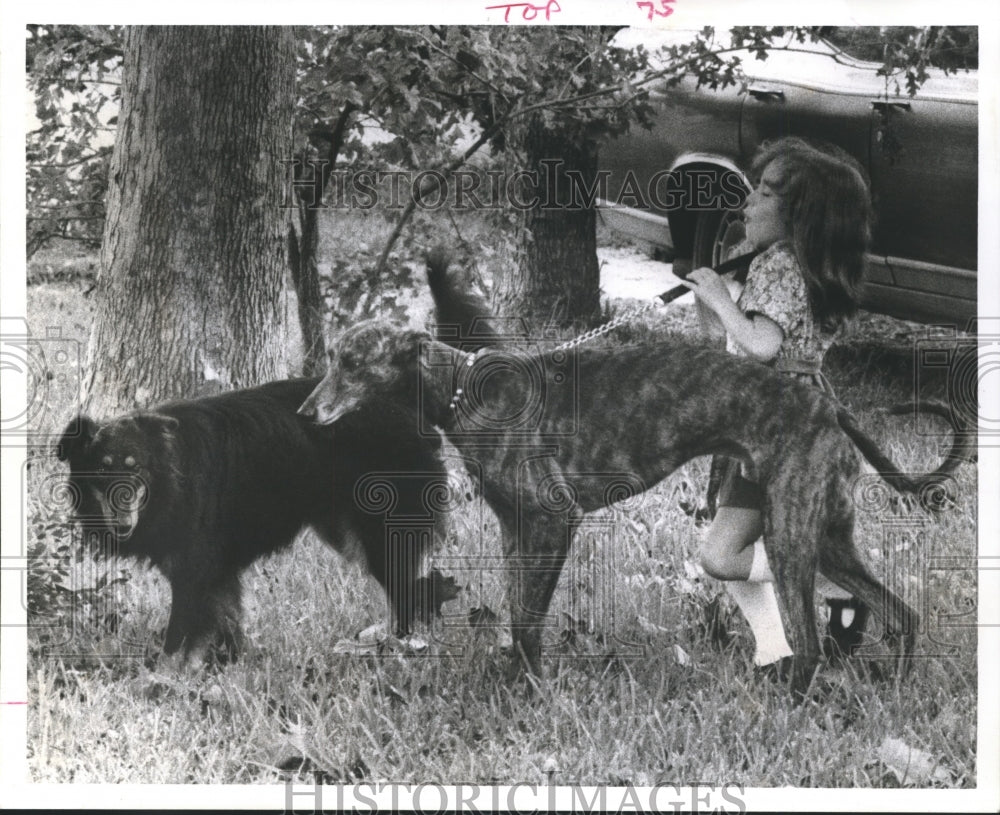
[
  {"left": 468, "top": 605, "right": 499, "bottom": 628},
  {"left": 877, "top": 736, "right": 952, "bottom": 786},
  {"left": 413, "top": 569, "right": 463, "bottom": 621},
  {"left": 383, "top": 683, "right": 408, "bottom": 705},
  {"left": 676, "top": 577, "right": 698, "bottom": 595},
  {"left": 332, "top": 638, "right": 380, "bottom": 655},
  {"left": 356, "top": 621, "right": 390, "bottom": 645},
  {"left": 636, "top": 614, "right": 670, "bottom": 635},
  {"left": 683, "top": 560, "right": 703, "bottom": 580},
  {"left": 401, "top": 634, "right": 427, "bottom": 652}
]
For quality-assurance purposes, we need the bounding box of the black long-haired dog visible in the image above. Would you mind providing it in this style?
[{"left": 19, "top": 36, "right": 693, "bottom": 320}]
[{"left": 57, "top": 251, "right": 474, "bottom": 665}]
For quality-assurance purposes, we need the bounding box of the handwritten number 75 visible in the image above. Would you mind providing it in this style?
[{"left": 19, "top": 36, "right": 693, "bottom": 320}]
[{"left": 637, "top": 0, "right": 675, "bottom": 21}]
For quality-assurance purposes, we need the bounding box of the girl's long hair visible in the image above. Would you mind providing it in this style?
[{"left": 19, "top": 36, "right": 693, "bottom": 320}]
[{"left": 750, "top": 137, "right": 873, "bottom": 332}]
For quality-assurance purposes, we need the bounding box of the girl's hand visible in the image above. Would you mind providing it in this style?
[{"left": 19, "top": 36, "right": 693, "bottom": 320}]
[
  {"left": 681, "top": 267, "right": 733, "bottom": 313},
  {"left": 682, "top": 266, "right": 783, "bottom": 361}
]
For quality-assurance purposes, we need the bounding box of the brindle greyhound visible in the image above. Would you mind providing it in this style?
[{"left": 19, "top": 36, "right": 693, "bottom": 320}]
[{"left": 298, "top": 314, "right": 970, "bottom": 696}]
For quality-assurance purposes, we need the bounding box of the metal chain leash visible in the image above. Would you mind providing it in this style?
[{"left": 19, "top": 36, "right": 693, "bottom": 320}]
[
  {"left": 450, "top": 297, "right": 664, "bottom": 411},
  {"left": 553, "top": 299, "right": 660, "bottom": 352}
]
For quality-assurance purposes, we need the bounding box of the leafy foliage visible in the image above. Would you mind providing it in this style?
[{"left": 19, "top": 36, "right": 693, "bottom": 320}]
[
  {"left": 324, "top": 238, "right": 417, "bottom": 333},
  {"left": 27, "top": 528, "right": 72, "bottom": 620},
  {"left": 26, "top": 25, "right": 123, "bottom": 258},
  {"left": 823, "top": 26, "right": 978, "bottom": 73},
  {"left": 27, "top": 481, "right": 130, "bottom": 635}
]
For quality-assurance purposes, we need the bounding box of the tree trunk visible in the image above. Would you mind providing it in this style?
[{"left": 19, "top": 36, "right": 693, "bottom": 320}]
[
  {"left": 83, "top": 26, "right": 295, "bottom": 415},
  {"left": 288, "top": 199, "right": 326, "bottom": 378},
  {"left": 287, "top": 108, "right": 356, "bottom": 377},
  {"left": 491, "top": 114, "right": 602, "bottom": 334}
]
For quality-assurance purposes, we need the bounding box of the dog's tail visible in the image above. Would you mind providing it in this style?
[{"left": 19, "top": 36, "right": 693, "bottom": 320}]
[
  {"left": 837, "top": 401, "right": 973, "bottom": 501},
  {"left": 426, "top": 246, "right": 500, "bottom": 351}
]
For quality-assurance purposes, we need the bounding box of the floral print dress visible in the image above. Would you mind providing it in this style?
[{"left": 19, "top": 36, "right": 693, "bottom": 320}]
[{"left": 727, "top": 239, "right": 839, "bottom": 395}]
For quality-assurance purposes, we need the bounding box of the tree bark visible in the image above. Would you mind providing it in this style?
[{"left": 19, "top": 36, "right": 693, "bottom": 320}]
[
  {"left": 84, "top": 26, "right": 295, "bottom": 415},
  {"left": 287, "top": 194, "right": 326, "bottom": 378},
  {"left": 491, "top": 114, "right": 602, "bottom": 334}
]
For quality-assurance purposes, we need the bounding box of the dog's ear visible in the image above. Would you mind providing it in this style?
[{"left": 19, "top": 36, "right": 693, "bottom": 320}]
[
  {"left": 56, "top": 415, "right": 98, "bottom": 462},
  {"left": 143, "top": 413, "right": 180, "bottom": 432},
  {"left": 425, "top": 244, "right": 452, "bottom": 287},
  {"left": 130, "top": 413, "right": 180, "bottom": 446},
  {"left": 121, "top": 413, "right": 182, "bottom": 479},
  {"left": 418, "top": 335, "right": 435, "bottom": 371}
]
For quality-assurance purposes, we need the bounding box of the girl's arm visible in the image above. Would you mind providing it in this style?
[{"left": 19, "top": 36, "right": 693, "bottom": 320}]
[
  {"left": 695, "top": 298, "right": 726, "bottom": 342},
  {"left": 681, "top": 267, "right": 783, "bottom": 361},
  {"left": 674, "top": 258, "right": 726, "bottom": 341}
]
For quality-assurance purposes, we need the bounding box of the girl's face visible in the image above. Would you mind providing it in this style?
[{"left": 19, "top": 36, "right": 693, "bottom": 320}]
[{"left": 744, "top": 162, "right": 790, "bottom": 250}]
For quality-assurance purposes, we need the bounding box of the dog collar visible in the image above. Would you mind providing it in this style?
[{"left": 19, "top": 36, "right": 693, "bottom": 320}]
[{"left": 448, "top": 348, "right": 482, "bottom": 412}]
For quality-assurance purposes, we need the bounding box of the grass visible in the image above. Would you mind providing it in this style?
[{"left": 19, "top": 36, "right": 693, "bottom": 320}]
[{"left": 23, "top": 214, "right": 979, "bottom": 788}]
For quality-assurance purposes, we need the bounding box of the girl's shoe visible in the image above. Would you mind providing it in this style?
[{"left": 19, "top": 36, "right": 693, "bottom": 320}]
[{"left": 824, "top": 597, "right": 869, "bottom": 659}]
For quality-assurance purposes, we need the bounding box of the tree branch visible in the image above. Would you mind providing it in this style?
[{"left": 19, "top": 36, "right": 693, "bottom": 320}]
[
  {"left": 28, "top": 151, "right": 108, "bottom": 170},
  {"left": 374, "top": 114, "right": 513, "bottom": 274}
]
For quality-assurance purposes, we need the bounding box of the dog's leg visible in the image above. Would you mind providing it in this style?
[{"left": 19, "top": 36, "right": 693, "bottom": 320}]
[
  {"left": 502, "top": 507, "right": 576, "bottom": 681},
  {"left": 163, "top": 578, "right": 197, "bottom": 658},
  {"left": 212, "top": 574, "right": 245, "bottom": 663},
  {"left": 764, "top": 505, "right": 821, "bottom": 696},
  {"left": 771, "top": 575, "right": 821, "bottom": 695},
  {"left": 164, "top": 568, "right": 244, "bottom": 667},
  {"left": 383, "top": 528, "right": 430, "bottom": 635}
]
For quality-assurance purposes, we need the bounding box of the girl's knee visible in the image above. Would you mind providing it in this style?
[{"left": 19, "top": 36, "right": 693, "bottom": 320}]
[
  {"left": 700, "top": 508, "right": 762, "bottom": 581},
  {"left": 699, "top": 545, "right": 727, "bottom": 580},
  {"left": 700, "top": 538, "right": 741, "bottom": 581}
]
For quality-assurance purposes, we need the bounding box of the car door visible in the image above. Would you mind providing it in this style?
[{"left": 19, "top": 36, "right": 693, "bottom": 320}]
[{"left": 868, "top": 94, "right": 977, "bottom": 273}]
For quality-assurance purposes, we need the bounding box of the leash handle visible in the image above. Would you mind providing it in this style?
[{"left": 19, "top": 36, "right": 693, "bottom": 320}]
[{"left": 656, "top": 249, "right": 760, "bottom": 304}]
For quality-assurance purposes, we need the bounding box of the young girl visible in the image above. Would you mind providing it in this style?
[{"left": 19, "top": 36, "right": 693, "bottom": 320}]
[{"left": 681, "top": 137, "right": 872, "bottom": 674}]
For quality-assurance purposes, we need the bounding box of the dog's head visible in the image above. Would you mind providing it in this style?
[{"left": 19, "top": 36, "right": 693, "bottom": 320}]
[
  {"left": 57, "top": 412, "right": 179, "bottom": 539},
  {"left": 298, "top": 321, "right": 429, "bottom": 425}
]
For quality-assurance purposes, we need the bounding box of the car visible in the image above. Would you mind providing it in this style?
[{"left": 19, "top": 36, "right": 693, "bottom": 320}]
[{"left": 598, "top": 29, "right": 978, "bottom": 326}]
